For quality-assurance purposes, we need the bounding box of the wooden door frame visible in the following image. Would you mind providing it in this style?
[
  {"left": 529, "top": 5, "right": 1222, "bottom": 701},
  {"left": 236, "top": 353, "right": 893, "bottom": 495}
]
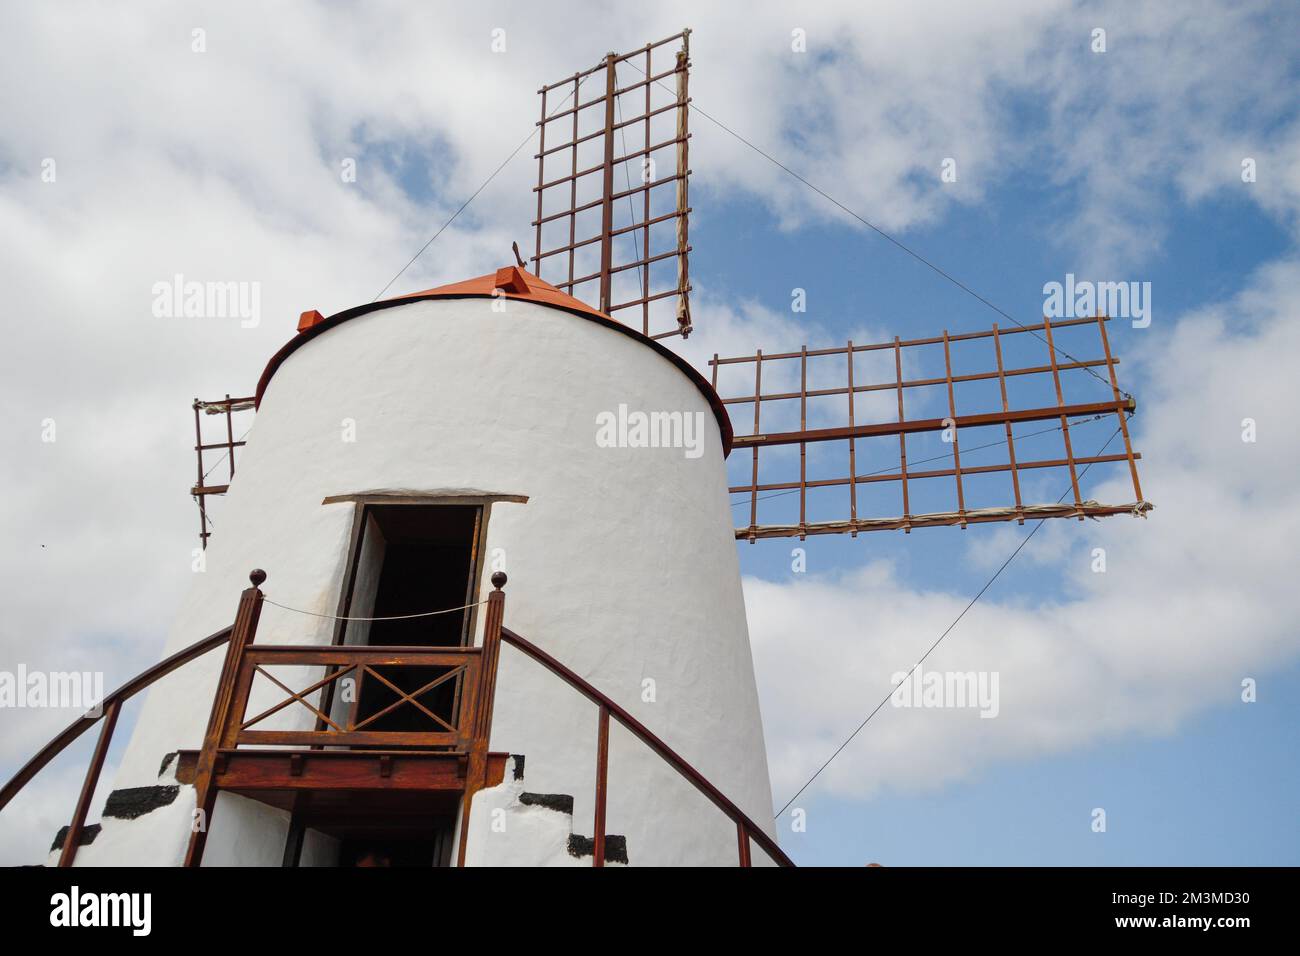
[{"left": 281, "top": 491, "right": 526, "bottom": 867}]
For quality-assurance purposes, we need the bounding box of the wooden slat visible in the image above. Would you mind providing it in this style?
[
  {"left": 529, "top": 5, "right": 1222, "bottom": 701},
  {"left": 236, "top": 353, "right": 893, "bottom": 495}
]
[
  {"left": 730, "top": 451, "right": 1140, "bottom": 493},
  {"left": 1095, "top": 309, "right": 1143, "bottom": 502},
  {"left": 846, "top": 340, "right": 858, "bottom": 535},
  {"left": 1042, "top": 314, "right": 1084, "bottom": 518},
  {"left": 749, "top": 350, "right": 762, "bottom": 539},
  {"left": 593, "top": 705, "right": 610, "bottom": 868},
  {"left": 57, "top": 700, "right": 120, "bottom": 867},
  {"left": 799, "top": 346, "right": 808, "bottom": 537},
  {"left": 237, "top": 730, "right": 463, "bottom": 748},
  {"left": 942, "top": 330, "right": 967, "bottom": 528},
  {"left": 717, "top": 357, "right": 1115, "bottom": 407},
  {"left": 730, "top": 398, "right": 1133, "bottom": 448},
  {"left": 894, "top": 337, "right": 911, "bottom": 532},
  {"left": 991, "top": 323, "right": 1025, "bottom": 524},
  {"left": 711, "top": 314, "right": 1112, "bottom": 365}
]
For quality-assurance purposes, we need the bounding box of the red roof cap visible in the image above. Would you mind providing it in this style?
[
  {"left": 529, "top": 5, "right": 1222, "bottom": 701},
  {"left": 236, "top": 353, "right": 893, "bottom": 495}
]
[{"left": 394, "top": 266, "right": 609, "bottom": 321}]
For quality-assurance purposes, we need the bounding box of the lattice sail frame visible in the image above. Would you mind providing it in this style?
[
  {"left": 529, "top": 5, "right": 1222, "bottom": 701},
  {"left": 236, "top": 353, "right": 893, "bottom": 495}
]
[
  {"left": 710, "top": 312, "right": 1149, "bottom": 541},
  {"left": 531, "top": 30, "right": 692, "bottom": 340},
  {"left": 192, "top": 395, "right": 254, "bottom": 548}
]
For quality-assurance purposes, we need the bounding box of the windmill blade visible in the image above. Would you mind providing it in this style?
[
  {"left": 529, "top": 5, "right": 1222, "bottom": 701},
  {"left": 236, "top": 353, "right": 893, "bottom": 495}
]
[
  {"left": 530, "top": 30, "right": 692, "bottom": 340},
  {"left": 710, "top": 312, "right": 1151, "bottom": 541}
]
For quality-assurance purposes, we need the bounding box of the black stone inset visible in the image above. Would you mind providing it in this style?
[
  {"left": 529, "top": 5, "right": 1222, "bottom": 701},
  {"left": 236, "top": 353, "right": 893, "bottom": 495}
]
[
  {"left": 103, "top": 785, "right": 180, "bottom": 820},
  {"left": 511, "top": 754, "right": 525, "bottom": 781},
  {"left": 519, "top": 792, "right": 574, "bottom": 815},
  {"left": 158, "top": 751, "right": 178, "bottom": 779},
  {"left": 567, "top": 833, "right": 629, "bottom": 864},
  {"left": 49, "top": 823, "right": 101, "bottom": 853}
]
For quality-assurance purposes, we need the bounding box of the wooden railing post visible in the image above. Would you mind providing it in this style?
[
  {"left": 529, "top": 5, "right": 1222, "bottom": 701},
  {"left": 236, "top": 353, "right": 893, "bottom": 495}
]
[
  {"left": 475, "top": 572, "right": 508, "bottom": 743},
  {"left": 737, "top": 822, "right": 752, "bottom": 867},
  {"left": 593, "top": 705, "right": 609, "bottom": 868},
  {"left": 183, "top": 569, "right": 265, "bottom": 868},
  {"left": 56, "top": 699, "right": 121, "bottom": 867},
  {"left": 456, "top": 571, "right": 507, "bottom": 867}
]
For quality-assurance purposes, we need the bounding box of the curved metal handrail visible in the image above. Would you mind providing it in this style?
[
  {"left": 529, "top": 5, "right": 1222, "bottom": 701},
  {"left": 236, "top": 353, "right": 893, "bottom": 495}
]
[
  {"left": 500, "top": 626, "right": 794, "bottom": 867},
  {"left": 0, "top": 626, "right": 234, "bottom": 815}
]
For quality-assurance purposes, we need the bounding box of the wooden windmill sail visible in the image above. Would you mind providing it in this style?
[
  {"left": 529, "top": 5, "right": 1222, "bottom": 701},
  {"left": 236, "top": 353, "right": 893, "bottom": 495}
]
[
  {"left": 530, "top": 30, "right": 694, "bottom": 340},
  {"left": 525, "top": 30, "right": 1149, "bottom": 543},
  {"left": 188, "top": 29, "right": 1149, "bottom": 544}
]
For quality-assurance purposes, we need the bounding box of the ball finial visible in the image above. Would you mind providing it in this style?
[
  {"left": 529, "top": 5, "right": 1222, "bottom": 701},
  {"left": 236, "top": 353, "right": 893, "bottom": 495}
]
[
  {"left": 249, "top": 569, "right": 267, "bottom": 588},
  {"left": 490, "top": 571, "right": 507, "bottom": 590}
]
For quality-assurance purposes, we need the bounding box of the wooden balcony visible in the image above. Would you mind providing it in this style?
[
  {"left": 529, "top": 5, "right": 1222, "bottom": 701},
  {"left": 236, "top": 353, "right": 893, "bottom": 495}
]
[{"left": 183, "top": 569, "right": 509, "bottom": 866}]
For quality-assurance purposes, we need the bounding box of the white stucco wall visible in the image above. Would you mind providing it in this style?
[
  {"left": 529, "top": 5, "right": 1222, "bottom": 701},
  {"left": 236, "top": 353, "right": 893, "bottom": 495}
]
[{"left": 97, "top": 295, "right": 777, "bottom": 866}]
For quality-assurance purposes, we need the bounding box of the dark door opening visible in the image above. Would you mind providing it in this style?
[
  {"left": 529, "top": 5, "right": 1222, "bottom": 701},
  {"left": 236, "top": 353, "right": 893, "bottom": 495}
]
[
  {"left": 339, "top": 833, "right": 447, "bottom": 868},
  {"left": 341, "top": 504, "right": 483, "bottom": 736}
]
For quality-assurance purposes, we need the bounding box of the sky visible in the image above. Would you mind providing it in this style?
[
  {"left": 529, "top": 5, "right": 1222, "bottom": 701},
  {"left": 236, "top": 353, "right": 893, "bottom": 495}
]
[{"left": 1, "top": 1, "right": 1298, "bottom": 866}]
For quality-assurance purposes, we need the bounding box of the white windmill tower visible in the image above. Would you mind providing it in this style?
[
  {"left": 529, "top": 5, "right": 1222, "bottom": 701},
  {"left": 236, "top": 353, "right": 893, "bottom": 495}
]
[{"left": 2, "top": 30, "right": 1148, "bottom": 868}]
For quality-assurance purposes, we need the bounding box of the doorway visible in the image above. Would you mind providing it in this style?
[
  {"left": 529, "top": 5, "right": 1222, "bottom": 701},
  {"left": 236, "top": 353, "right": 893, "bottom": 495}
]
[{"left": 337, "top": 503, "right": 485, "bottom": 735}]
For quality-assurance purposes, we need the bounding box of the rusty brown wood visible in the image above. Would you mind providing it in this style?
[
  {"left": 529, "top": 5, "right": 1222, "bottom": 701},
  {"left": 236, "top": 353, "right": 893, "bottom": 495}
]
[
  {"left": 800, "top": 346, "right": 808, "bottom": 537},
  {"left": 240, "top": 663, "right": 351, "bottom": 733},
  {"left": 598, "top": 54, "right": 617, "bottom": 314},
  {"left": 537, "top": 30, "right": 687, "bottom": 91},
  {"left": 895, "top": 336, "right": 911, "bottom": 532},
  {"left": 568, "top": 73, "right": 579, "bottom": 289},
  {"left": 457, "top": 572, "right": 508, "bottom": 868},
  {"left": 730, "top": 451, "right": 1141, "bottom": 494},
  {"left": 205, "top": 749, "right": 479, "bottom": 793},
  {"left": 641, "top": 42, "right": 652, "bottom": 335},
  {"left": 733, "top": 501, "right": 1143, "bottom": 539},
  {"left": 991, "top": 323, "right": 1025, "bottom": 524},
  {"left": 0, "top": 626, "right": 233, "bottom": 814},
  {"left": 236, "top": 730, "right": 462, "bottom": 748},
  {"left": 242, "top": 646, "right": 484, "bottom": 664},
  {"left": 846, "top": 340, "right": 858, "bottom": 535},
  {"left": 737, "top": 823, "right": 752, "bottom": 867},
  {"left": 593, "top": 705, "right": 610, "bottom": 868},
  {"left": 535, "top": 84, "right": 547, "bottom": 268},
  {"left": 731, "top": 398, "right": 1132, "bottom": 448},
  {"left": 1095, "top": 309, "right": 1144, "bottom": 503},
  {"left": 56, "top": 699, "right": 120, "bottom": 867},
  {"left": 184, "top": 570, "right": 265, "bottom": 867},
  {"left": 193, "top": 400, "right": 208, "bottom": 547},
  {"left": 224, "top": 394, "right": 236, "bottom": 482},
  {"left": 710, "top": 314, "right": 1110, "bottom": 365},
  {"left": 500, "top": 626, "right": 796, "bottom": 867},
  {"left": 717, "top": 357, "right": 1114, "bottom": 405},
  {"left": 532, "top": 31, "right": 691, "bottom": 338},
  {"left": 942, "top": 331, "right": 967, "bottom": 527},
  {"left": 1042, "top": 314, "right": 1084, "bottom": 517},
  {"left": 350, "top": 666, "right": 463, "bottom": 733},
  {"left": 537, "top": 210, "right": 684, "bottom": 260},
  {"left": 750, "top": 350, "right": 763, "bottom": 539},
  {"left": 674, "top": 39, "right": 691, "bottom": 336}
]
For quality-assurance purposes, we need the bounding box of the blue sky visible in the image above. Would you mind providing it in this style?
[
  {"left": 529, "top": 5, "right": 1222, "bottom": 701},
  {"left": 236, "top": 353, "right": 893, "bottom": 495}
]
[
  {"left": 692, "top": 182, "right": 1299, "bottom": 865},
  {"left": 1, "top": 2, "right": 1297, "bottom": 866}
]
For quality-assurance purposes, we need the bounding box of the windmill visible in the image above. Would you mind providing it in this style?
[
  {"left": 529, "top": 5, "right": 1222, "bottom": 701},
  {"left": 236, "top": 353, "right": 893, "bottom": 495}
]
[{"left": 1, "top": 30, "right": 1146, "bottom": 869}]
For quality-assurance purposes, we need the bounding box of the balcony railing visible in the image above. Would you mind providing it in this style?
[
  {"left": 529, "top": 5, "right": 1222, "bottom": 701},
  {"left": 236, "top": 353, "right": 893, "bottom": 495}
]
[
  {"left": 228, "top": 645, "right": 483, "bottom": 751},
  {"left": 3, "top": 567, "right": 794, "bottom": 867}
]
